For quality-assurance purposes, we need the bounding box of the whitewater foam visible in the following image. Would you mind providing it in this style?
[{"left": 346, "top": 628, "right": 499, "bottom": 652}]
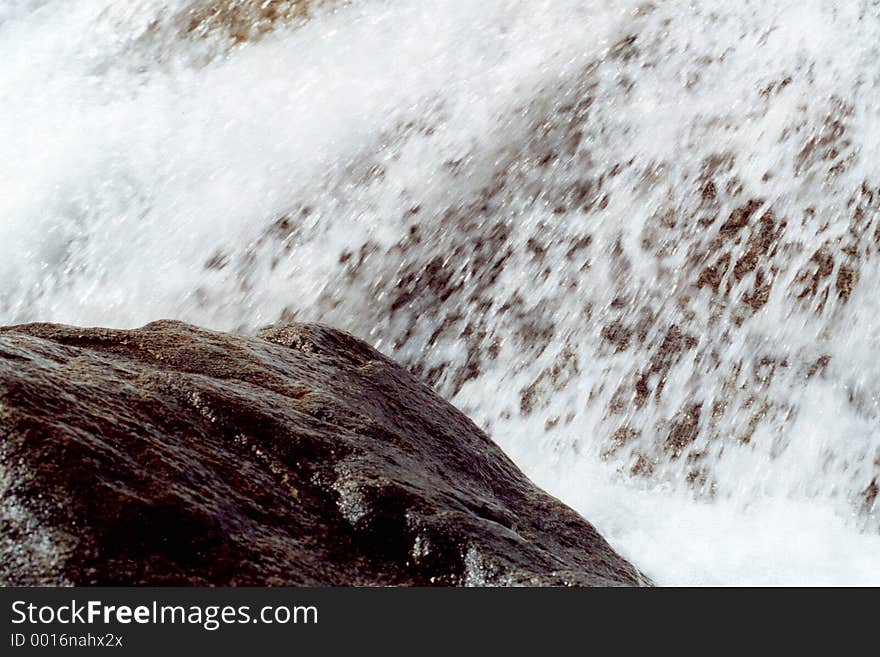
[{"left": 2, "top": 0, "right": 879, "bottom": 584}]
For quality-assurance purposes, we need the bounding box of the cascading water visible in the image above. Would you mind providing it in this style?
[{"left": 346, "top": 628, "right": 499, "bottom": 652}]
[{"left": 2, "top": 0, "right": 879, "bottom": 584}]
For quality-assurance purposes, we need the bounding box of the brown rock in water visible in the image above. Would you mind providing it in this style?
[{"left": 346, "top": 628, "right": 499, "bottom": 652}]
[
  {"left": 0, "top": 321, "right": 646, "bottom": 586},
  {"left": 176, "top": 0, "right": 337, "bottom": 43}
]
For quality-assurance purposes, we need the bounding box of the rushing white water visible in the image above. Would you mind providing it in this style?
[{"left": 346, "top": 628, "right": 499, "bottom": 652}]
[{"left": 2, "top": 0, "right": 880, "bottom": 585}]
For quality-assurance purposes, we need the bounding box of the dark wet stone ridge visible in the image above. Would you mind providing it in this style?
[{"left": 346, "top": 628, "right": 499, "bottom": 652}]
[{"left": 0, "top": 320, "right": 646, "bottom": 586}]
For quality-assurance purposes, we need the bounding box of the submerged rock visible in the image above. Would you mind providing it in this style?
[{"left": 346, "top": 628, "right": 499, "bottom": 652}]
[{"left": 0, "top": 321, "right": 646, "bottom": 586}]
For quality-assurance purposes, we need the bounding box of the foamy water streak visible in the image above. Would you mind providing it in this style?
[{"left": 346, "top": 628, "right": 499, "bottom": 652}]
[{"left": 2, "top": 0, "right": 879, "bottom": 584}]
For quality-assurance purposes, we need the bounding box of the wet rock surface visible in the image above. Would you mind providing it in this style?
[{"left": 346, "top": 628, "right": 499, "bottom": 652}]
[{"left": 0, "top": 320, "right": 645, "bottom": 586}]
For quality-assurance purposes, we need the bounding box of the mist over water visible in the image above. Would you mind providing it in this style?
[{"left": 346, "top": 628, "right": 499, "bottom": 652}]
[{"left": 3, "top": 0, "right": 880, "bottom": 584}]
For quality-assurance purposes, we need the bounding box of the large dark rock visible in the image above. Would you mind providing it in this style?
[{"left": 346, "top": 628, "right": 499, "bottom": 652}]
[{"left": 0, "top": 320, "right": 646, "bottom": 586}]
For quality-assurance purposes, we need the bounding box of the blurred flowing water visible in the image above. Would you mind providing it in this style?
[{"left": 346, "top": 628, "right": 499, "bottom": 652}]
[{"left": 2, "top": 0, "right": 880, "bottom": 584}]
